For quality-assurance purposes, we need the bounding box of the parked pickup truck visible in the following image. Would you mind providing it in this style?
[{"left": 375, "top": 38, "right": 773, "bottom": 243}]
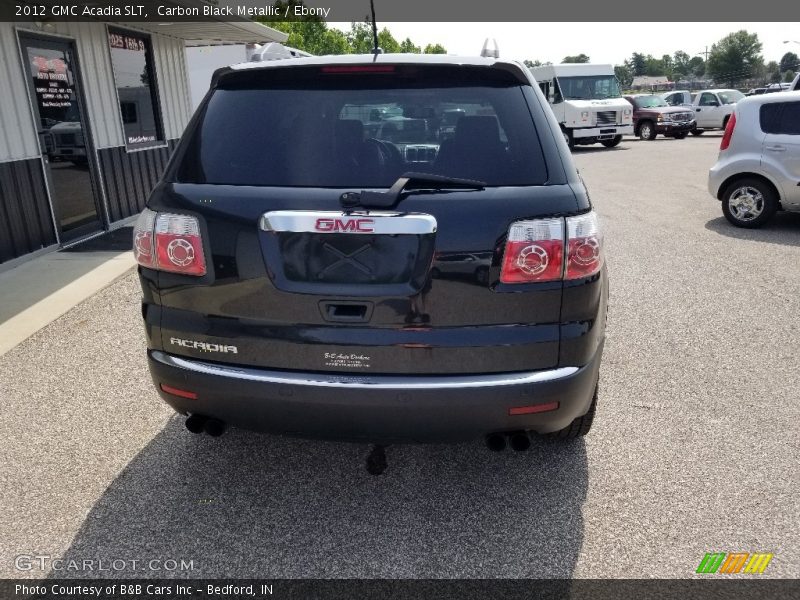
[
  {"left": 623, "top": 94, "right": 695, "bottom": 140},
  {"left": 660, "top": 89, "right": 745, "bottom": 135}
]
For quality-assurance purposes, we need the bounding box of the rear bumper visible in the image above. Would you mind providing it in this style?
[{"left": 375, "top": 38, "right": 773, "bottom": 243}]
[{"left": 147, "top": 340, "right": 603, "bottom": 443}]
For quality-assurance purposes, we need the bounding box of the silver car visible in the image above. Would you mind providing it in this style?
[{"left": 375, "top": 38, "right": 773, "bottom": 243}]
[{"left": 708, "top": 91, "right": 800, "bottom": 228}]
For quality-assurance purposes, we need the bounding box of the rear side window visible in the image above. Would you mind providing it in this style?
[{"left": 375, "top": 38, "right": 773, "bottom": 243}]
[
  {"left": 176, "top": 65, "right": 548, "bottom": 187},
  {"left": 760, "top": 102, "right": 800, "bottom": 135}
]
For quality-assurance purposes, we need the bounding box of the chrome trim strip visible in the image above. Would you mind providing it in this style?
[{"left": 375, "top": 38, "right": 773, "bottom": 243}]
[
  {"left": 260, "top": 210, "right": 437, "bottom": 235},
  {"left": 151, "top": 351, "right": 578, "bottom": 390}
]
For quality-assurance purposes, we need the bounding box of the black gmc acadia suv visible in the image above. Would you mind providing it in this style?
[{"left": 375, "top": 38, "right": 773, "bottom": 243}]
[{"left": 134, "top": 54, "right": 608, "bottom": 447}]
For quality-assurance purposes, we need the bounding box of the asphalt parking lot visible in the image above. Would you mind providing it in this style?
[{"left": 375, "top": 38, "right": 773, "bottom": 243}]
[{"left": 1, "top": 134, "right": 798, "bottom": 579}]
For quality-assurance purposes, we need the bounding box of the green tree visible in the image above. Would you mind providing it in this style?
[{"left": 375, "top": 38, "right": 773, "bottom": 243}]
[
  {"left": 765, "top": 60, "right": 781, "bottom": 83},
  {"left": 399, "top": 37, "right": 420, "bottom": 53},
  {"left": 779, "top": 52, "right": 799, "bottom": 74},
  {"left": 688, "top": 56, "right": 706, "bottom": 77},
  {"left": 615, "top": 64, "right": 633, "bottom": 88},
  {"left": 347, "top": 22, "right": 375, "bottom": 54},
  {"left": 562, "top": 54, "right": 590, "bottom": 63},
  {"left": 672, "top": 50, "right": 691, "bottom": 77},
  {"left": 706, "top": 30, "right": 763, "bottom": 87},
  {"left": 784, "top": 70, "right": 796, "bottom": 82},
  {"left": 377, "top": 28, "right": 401, "bottom": 53},
  {"left": 423, "top": 43, "right": 447, "bottom": 54},
  {"left": 631, "top": 53, "right": 647, "bottom": 76}
]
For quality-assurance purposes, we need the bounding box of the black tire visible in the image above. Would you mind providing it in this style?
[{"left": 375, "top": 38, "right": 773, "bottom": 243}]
[
  {"left": 544, "top": 382, "right": 598, "bottom": 439},
  {"left": 638, "top": 121, "right": 657, "bottom": 140},
  {"left": 674, "top": 132, "right": 688, "bottom": 139},
  {"left": 600, "top": 135, "right": 622, "bottom": 148},
  {"left": 562, "top": 128, "right": 575, "bottom": 151},
  {"left": 721, "top": 177, "right": 778, "bottom": 228},
  {"left": 691, "top": 128, "right": 704, "bottom": 136}
]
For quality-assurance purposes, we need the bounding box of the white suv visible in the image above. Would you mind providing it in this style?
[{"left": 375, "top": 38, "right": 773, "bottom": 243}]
[{"left": 708, "top": 91, "right": 800, "bottom": 228}]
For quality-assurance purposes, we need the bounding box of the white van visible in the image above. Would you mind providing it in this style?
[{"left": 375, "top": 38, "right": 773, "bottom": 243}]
[{"left": 529, "top": 63, "right": 634, "bottom": 149}]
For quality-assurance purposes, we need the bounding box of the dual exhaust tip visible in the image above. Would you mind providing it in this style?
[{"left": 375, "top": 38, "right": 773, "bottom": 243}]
[
  {"left": 486, "top": 431, "right": 531, "bottom": 452},
  {"left": 185, "top": 414, "right": 226, "bottom": 437}
]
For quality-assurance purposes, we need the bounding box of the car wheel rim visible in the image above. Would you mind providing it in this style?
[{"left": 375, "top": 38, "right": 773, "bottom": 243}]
[
  {"left": 729, "top": 186, "right": 764, "bottom": 221},
  {"left": 563, "top": 132, "right": 570, "bottom": 145},
  {"left": 641, "top": 124, "right": 650, "bottom": 138}
]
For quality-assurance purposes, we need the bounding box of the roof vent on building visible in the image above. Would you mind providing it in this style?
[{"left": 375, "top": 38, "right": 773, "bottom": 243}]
[{"left": 480, "top": 38, "right": 499, "bottom": 58}]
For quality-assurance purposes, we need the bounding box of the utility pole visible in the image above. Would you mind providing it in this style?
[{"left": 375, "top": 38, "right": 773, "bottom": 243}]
[{"left": 699, "top": 46, "right": 710, "bottom": 61}]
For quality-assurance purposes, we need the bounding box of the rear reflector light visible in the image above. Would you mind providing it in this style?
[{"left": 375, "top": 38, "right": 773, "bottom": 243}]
[
  {"left": 133, "top": 209, "right": 206, "bottom": 276},
  {"left": 509, "top": 402, "right": 559, "bottom": 415},
  {"left": 160, "top": 384, "right": 198, "bottom": 400},
  {"left": 320, "top": 65, "right": 396, "bottom": 74},
  {"left": 720, "top": 112, "right": 737, "bottom": 150},
  {"left": 500, "top": 212, "right": 603, "bottom": 284},
  {"left": 565, "top": 212, "right": 603, "bottom": 280},
  {"left": 500, "top": 218, "right": 564, "bottom": 283}
]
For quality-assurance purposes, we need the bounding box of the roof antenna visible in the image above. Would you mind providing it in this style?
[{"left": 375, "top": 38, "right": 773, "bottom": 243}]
[{"left": 370, "top": 0, "right": 382, "bottom": 55}]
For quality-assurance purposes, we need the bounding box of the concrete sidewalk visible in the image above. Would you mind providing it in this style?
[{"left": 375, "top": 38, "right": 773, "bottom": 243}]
[{"left": 0, "top": 250, "right": 135, "bottom": 356}]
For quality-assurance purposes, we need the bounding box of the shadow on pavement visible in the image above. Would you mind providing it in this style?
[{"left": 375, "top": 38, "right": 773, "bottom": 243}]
[
  {"left": 705, "top": 213, "right": 800, "bottom": 247},
  {"left": 54, "top": 418, "right": 588, "bottom": 578}
]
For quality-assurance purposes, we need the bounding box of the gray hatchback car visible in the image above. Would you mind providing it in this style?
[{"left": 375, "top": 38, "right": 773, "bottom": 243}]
[{"left": 709, "top": 91, "right": 800, "bottom": 228}]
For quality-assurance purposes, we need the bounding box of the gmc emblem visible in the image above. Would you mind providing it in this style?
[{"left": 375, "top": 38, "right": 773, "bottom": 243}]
[{"left": 315, "top": 218, "right": 375, "bottom": 232}]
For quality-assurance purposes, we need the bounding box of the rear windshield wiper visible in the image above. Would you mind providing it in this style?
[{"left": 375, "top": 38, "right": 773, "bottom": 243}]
[{"left": 340, "top": 172, "right": 485, "bottom": 210}]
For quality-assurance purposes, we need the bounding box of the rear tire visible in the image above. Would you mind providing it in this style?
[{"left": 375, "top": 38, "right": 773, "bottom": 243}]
[
  {"left": 691, "top": 128, "right": 704, "bottom": 136},
  {"left": 600, "top": 135, "right": 622, "bottom": 148},
  {"left": 674, "top": 132, "right": 688, "bottom": 139},
  {"left": 721, "top": 177, "right": 778, "bottom": 228},
  {"left": 638, "top": 121, "right": 657, "bottom": 140},
  {"left": 544, "top": 383, "right": 598, "bottom": 439}
]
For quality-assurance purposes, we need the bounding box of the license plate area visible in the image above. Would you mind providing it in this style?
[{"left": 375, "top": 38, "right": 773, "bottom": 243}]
[{"left": 259, "top": 210, "right": 437, "bottom": 296}]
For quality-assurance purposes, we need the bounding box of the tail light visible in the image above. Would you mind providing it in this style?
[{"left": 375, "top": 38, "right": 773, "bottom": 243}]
[
  {"left": 565, "top": 212, "right": 603, "bottom": 279},
  {"left": 133, "top": 208, "right": 206, "bottom": 276},
  {"left": 500, "top": 212, "right": 603, "bottom": 284},
  {"left": 500, "top": 218, "right": 564, "bottom": 283},
  {"left": 720, "top": 112, "right": 737, "bottom": 150}
]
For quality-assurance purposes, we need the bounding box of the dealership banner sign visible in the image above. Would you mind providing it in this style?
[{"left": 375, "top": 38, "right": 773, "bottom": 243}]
[{"left": 2, "top": 0, "right": 794, "bottom": 21}]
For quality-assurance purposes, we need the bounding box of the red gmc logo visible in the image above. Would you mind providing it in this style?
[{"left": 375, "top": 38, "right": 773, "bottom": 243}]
[{"left": 315, "top": 218, "right": 375, "bottom": 232}]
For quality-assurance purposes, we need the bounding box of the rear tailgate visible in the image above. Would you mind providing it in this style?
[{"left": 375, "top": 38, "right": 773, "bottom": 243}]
[{"left": 147, "top": 184, "right": 580, "bottom": 375}]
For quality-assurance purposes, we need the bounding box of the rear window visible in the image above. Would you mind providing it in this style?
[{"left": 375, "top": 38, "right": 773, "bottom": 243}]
[
  {"left": 175, "top": 65, "right": 548, "bottom": 187},
  {"left": 760, "top": 101, "right": 800, "bottom": 135}
]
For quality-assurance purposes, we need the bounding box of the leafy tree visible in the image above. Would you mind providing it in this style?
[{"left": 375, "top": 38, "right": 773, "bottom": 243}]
[
  {"left": 706, "top": 30, "right": 763, "bottom": 87},
  {"left": 784, "top": 70, "right": 797, "bottom": 82},
  {"left": 688, "top": 56, "right": 706, "bottom": 77},
  {"left": 377, "top": 28, "right": 401, "bottom": 53},
  {"left": 423, "top": 43, "right": 447, "bottom": 54},
  {"left": 779, "top": 52, "right": 799, "bottom": 74},
  {"left": 765, "top": 60, "right": 781, "bottom": 83},
  {"left": 615, "top": 64, "right": 633, "bottom": 88},
  {"left": 672, "top": 51, "right": 691, "bottom": 77},
  {"left": 399, "top": 38, "right": 420, "bottom": 53},
  {"left": 347, "top": 22, "right": 375, "bottom": 54},
  {"left": 630, "top": 53, "right": 647, "bottom": 76},
  {"left": 562, "top": 54, "right": 590, "bottom": 63}
]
